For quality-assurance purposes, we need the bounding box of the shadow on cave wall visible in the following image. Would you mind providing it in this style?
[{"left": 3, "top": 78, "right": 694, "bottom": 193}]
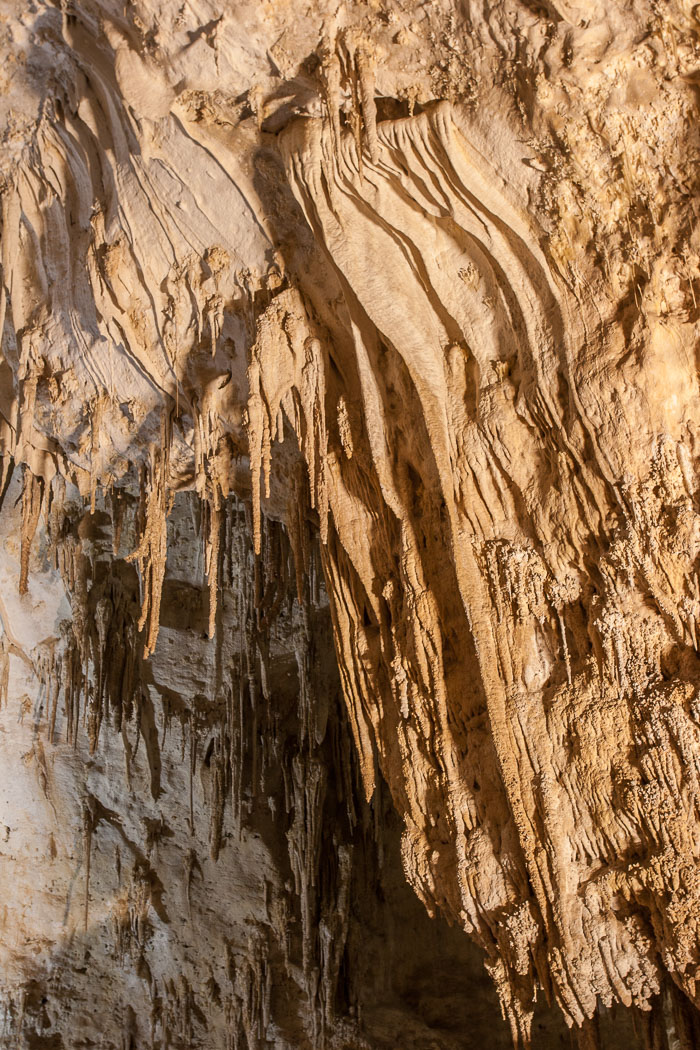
[{"left": 0, "top": 485, "right": 685, "bottom": 1050}]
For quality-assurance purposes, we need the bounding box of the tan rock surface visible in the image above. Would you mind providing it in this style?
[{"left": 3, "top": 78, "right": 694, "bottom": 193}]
[{"left": 1, "top": 0, "right": 700, "bottom": 1047}]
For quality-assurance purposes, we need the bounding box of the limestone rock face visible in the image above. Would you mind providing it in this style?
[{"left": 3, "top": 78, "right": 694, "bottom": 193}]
[{"left": 1, "top": 0, "right": 700, "bottom": 1047}]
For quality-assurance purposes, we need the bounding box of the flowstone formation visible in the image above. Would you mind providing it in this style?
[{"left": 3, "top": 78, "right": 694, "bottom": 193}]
[{"left": 1, "top": 0, "right": 700, "bottom": 1047}]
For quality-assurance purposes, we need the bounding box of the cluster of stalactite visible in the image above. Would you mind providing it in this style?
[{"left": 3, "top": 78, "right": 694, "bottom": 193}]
[
  {"left": 11, "top": 455, "right": 391, "bottom": 1050},
  {"left": 244, "top": 93, "right": 700, "bottom": 1047},
  {"left": 7, "top": 93, "right": 700, "bottom": 1046},
  {"left": 1, "top": 2, "right": 700, "bottom": 1045}
]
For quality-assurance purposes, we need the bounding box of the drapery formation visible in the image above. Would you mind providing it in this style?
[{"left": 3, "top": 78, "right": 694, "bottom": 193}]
[{"left": 249, "top": 101, "right": 700, "bottom": 1043}]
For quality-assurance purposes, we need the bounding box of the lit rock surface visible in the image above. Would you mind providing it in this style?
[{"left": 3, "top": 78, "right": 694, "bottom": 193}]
[{"left": 1, "top": 1, "right": 700, "bottom": 1047}]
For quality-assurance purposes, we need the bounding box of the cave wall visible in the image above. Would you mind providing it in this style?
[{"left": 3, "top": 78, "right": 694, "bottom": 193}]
[
  {"left": 1, "top": 0, "right": 700, "bottom": 1047},
  {"left": 0, "top": 472, "right": 581, "bottom": 1050}
]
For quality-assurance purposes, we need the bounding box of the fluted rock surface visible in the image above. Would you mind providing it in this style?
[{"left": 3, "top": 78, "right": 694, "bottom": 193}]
[{"left": 1, "top": 1, "right": 700, "bottom": 1047}]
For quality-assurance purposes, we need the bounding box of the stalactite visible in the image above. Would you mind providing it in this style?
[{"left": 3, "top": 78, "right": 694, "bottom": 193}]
[
  {"left": 89, "top": 397, "right": 106, "bottom": 515},
  {"left": 111, "top": 488, "right": 127, "bottom": 559},
  {"left": 318, "top": 844, "right": 352, "bottom": 1036},
  {"left": 206, "top": 485, "right": 222, "bottom": 641},
  {"left": 112, "top": 863, "right": 153, "bottom": 961},
  {"left": 286, "top": 753, "right": 326, "bottom": 996},
  {"left": 247, "top": 291, "right": 329, "bottom": 557},
  {"left": 356, "top": 48, "right": 379, "bottom": 164},
  {"left": 188, "top": 720, "right": 197, "bottom": 837},
  {"left": 126, "top": 415, "right": 172, "bottom": 657},
  {"left": 209, "top": 728, "right": 227, "bottom": 862},
  {"left": 19, "top": 469, "right": 42, "bottom": 596},
  {"left": 323, "top": 44, "right": 343, "bottom": 145}
]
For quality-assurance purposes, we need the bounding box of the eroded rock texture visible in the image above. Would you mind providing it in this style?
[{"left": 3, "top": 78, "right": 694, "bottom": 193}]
[{"left": 1, "top": 0, "right": 700, "bottom": 1047}]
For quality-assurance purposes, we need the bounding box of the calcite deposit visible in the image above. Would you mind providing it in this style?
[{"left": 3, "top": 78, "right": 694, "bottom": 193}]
[{"left": 1, "top": 0, "right": 700, "bottom": 1047}]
